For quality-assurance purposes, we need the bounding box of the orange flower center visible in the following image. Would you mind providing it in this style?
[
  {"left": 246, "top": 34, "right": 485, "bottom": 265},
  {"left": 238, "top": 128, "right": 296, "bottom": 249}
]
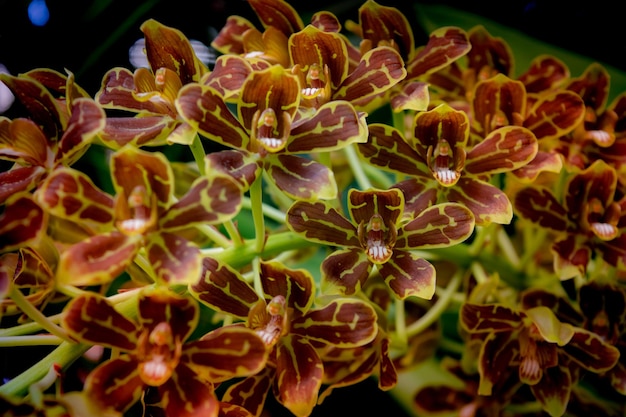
[
  {"left": 115, "top": 185, "right": 157, "bottom": 235},
  {"left": 136, "top": 322, "right": 182, "bottom": 386},
  {"left": 427, "top": 139, "right": 463, "bottom": 186},
  {"left": 360, "top": 214, "right": 395, "bottom": 264},
  {"left": 252, "top": 295, "right": 288, "bottom": 347}
]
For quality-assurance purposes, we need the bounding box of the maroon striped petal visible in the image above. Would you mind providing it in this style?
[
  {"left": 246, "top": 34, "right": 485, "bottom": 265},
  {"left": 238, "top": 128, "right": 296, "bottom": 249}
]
[
  {"left": 321, "top": 248, "right": 371, "bottom": 296},
  {"left": 0, "top": 193, "right": 46, "bottom": 253},
  {"left": 146, "top": 231, "right": 202, "bottom": 284},
  {"left": 274, "top": 335, "right": 323, "bottom": 417},
  {"left": 184, "top": 325, "right": 268, "bottom": 382},
  {"left": 84, "top": 356, "right": 144, "bottom": 413},
  {"left": 378, "top": 250, "right": 436, "bottom": 300},
  {"left": 62, "top": 293, "right": 139, "bottom": 349},
  {"left": 57, "top": 232, "right": 141, "bottom": 286},
  {"left": 259, "top": 260, "right": 314, "bottom": 315},
  {"left": 191, "top": 256, "right": 259, "bottom": 319},
  {"left": 287, "top": 201, "right": 359, "bottom": 247},
  {"left": 156, "top": 363, "right": 219, "bottom": 417},
  {"left": 291, "top": 298, "right": 378, "bottom": 347}
]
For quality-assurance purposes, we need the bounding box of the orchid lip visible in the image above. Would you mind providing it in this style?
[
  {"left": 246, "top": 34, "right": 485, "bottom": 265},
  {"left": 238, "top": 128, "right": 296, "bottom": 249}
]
[
  {"left": 434, "top": 168, "right": 460, "bottom": 185},
  {"left": 589, "top": 130, "right": 613, "bottom": 146},
  {"left": 591, "top": 222, "right": 618, "bottom": 240},
  {"left": 260, "top": 137, "right": 286, "bottom": 151},
  {"left": 118, "top": 218, "right": 151, "bottom": 234},
  {"left": 244, "top": 51, "right": 264, "bottom": 59},
  {"left": 367, "top": 242, "right": 391, "bottom": 263},
  {"left": 302, "top": 87, "right": 322, "bottom": 98}
]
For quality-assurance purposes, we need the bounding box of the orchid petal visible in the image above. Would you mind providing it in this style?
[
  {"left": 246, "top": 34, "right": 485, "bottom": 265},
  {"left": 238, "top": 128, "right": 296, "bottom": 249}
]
[
  {"left": 291, "top": 298, "right": 378, "bottom": 347},
  {"left": 184, "top": 326, "right": 268, "bottom": 382},
  {"left": 287, "top": 201, "right": 359, "bottom": 247},
  {"left": 266, "top": 154, "right": 337, "bottom": 200},
  {"left": 191, "top": 256, "right": 259, "bottom": 319},
  {"left": 62, "top": 293, "right": 139, "bottom": 349},
  {"left": 378, "top": 251, "right": 436, "bottom": 300},
  {"left": 274, "top": 335, "right": 323, "bottom": 417},
  {"left": 321, "top": 248, "right": 371, "bottom": 296}
]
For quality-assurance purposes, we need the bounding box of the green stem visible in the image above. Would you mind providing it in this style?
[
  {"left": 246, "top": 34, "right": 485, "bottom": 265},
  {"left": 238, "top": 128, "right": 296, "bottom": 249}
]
[
  {"left": 205, "top": 230, "right": 315, "bottom": 269},
  {"left": 222, "top": 221, "right": 244, "bottom": 246},
  {"left": 497, "top": 225, "right": 521, "bottom": 269},
  {"left": 242, "top": 197, "right": 287, "bottom": 224},
  {"left": 8, "top": 287, "right": 70, "bottom": 342},
  {"left": 394, "top": 298, "right": 408, "bottom": 350},
  {"left": 252, "top": 256, "right": 263, "bottom": 297},
  {"left": 392, "top": 109, "right": 407, "bottom": 132},
  {"left": 249, "top": 175, "right": 266, "bottom": 252},
  {"left": 0, "top": 341, "right": 89, "bottom": 397},
  {"left": 0, "top": 288, "right": 140, "bottom": 338},
  {"left": 0, "top": 314, "right": 61, "bottom": 337},
  {"left": 427, "top": 243, "right": 526, "bottom": 290},
  {"left": 197, "top": 224, "right": 233, "bottom": 248},
  {"left": 0, "top": 335, "right": 63, "bottom": 346},
  {"left": 0, "top": 288, "right": 142, "bottom": 398},
  {"left": 189, "top": 134, "right": 206, "bottom": 176},
  {"left": 363, "top": 162, "right": 393, "bottom": 189},
  {"left": 344, "top": 144, "right": 372, "bottom": 190},
  {"left": 405, "top": 268, "right": 463, "bottom": 338},
  {"left": 29, "top": 363, "right": 61, "bottom": 408}
]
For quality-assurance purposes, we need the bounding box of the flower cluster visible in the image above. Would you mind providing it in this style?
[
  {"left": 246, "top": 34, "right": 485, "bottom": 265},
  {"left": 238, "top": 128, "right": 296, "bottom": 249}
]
[{"left": 1, "top": 1, "right": 626, "bottom": 416}]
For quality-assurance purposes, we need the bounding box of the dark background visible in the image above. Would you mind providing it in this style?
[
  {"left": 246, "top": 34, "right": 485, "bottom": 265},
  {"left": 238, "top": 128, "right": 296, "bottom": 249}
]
[{"left": 0, "top": 0, "right": 624, "bottom": 98}]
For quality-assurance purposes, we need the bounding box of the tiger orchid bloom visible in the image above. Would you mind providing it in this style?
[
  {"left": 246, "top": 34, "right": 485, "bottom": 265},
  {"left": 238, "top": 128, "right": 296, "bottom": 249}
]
[
  {"left": 557, "top": 64, "right": 626, "bottom": 172},
  {"left": 211, "top": 0, "right": 406, "bottom": 113},
  {"left": 176, "top": 64, "right": 367, "bottom": 200},
  {"left": 413, "top": 356, "right": 521, "bottom": 416},
  {"left": 288, "top": 25, "right": 406, "bottom": 112},
  {"left": 95, "top": 19, "right": 214, "bottom": 148},
  {"left": 36, "top": 145, "right": 243, "bottom": 286},
  {"left": 347, "top": 0, "right": 471, "bottom": 112},
  {"left": 461, "top": 301, "right": 620, "bottom": 417},
  {"left": 286, "top": 188, "right": 474, "bottom": 298},
  {"left": 582, "top": 93, "right": 626, "bottom": 182},
  {"left": 522, "top": 282, "right": 626, "bottom": 396},
  {"left": 425, "top": 25, "right": 514, "bottom": 110},
  {"left": 61, "top": 287, "right": 268, "bottom": 417},
  {"left": 210, "top": 0, "right": 305, "bottom": 65},
  {"left": 515, "top": 159, "right": 626, "bottom": 279},
  {"left": 358, "top": 103, "right": 538, "bottom": 225},
  {"left": 0, "top": 70, "right": 104, "bottom": 204},
  {"left": 472, "top": 73, "right": 585, "bottom": 181},
  {"left": 190, "top": 258, "right": 378, "bottom": 417}
]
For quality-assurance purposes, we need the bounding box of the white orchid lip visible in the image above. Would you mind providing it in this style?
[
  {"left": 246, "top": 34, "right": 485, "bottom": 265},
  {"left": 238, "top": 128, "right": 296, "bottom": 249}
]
[
  {"left": 591, "top": 222, "right": 618, "bottom": 240},
  {"left": 434, "top": 167, "right": 460, "bottom": 186},
  {"left": 589, "top": 129, "right": 614, "bottom": 147},
  {"left": 302, "top": 86, "right": 322, "bottom": 98},
  {"left": 259, "top": 136, "right": 286, "bottom": 151},
  {"left": 367, "top": 241, "right": 391, "bottom": 263}
]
